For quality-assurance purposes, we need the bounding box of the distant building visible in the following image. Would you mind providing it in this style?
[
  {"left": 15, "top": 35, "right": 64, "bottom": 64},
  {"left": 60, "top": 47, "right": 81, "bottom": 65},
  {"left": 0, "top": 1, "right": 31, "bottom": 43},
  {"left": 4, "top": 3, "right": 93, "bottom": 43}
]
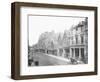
[{"left": 69, "top": 18, "right": 88, "bottom": 63}]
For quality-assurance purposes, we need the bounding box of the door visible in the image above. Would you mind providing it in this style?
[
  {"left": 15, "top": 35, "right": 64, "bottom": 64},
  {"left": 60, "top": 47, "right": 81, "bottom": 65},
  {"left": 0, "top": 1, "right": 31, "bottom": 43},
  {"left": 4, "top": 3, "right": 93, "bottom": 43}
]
[
  {"left": 75, "top": 48, "right": 79, "bottom": 59},
  {"left": 81, "top": 48, "right": 84, "bottom": 59}
]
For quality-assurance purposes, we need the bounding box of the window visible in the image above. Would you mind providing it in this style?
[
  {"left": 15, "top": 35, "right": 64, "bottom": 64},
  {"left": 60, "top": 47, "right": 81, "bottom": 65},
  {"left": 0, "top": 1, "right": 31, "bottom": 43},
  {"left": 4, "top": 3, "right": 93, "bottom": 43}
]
[
  {"left": 81, "top": 36, "right": 84, "bottom": 44},
  {"left": 71, "top": 37, "right": 73, "bottom": 44},
  {"left": 76, "top": 37, "right": 78, "bottom": 44},
  {"left": 76, "top": 27, "right": 78, "bottom": 31},
  {"left": 81, "top": 27, "right": 83, "bottom": 32}
]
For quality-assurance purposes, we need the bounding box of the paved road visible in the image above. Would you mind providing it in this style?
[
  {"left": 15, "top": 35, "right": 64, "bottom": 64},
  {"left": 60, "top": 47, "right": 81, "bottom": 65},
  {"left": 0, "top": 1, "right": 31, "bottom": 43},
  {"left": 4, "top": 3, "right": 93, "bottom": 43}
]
[{"left": 32, "top": 52, "right": 71, "bottom": 66}]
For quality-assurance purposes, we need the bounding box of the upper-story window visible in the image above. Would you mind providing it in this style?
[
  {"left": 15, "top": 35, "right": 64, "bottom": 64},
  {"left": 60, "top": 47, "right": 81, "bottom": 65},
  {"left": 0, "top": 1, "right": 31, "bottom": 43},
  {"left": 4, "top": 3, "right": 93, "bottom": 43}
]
[
  {"left": 76, "top": 27, "right": 78, "bottom": 31},
  {"left": 81, "top": 27, "right": 83, "bottom": 32},
  {"left": 81, "top": 36, "right": 84, "bottom": 44},
  {"left": 71, "top": 37, "right": 74, "bottom": 44},
  {"left": 76, "top": 36, "right": 78, "bottom": 44}
]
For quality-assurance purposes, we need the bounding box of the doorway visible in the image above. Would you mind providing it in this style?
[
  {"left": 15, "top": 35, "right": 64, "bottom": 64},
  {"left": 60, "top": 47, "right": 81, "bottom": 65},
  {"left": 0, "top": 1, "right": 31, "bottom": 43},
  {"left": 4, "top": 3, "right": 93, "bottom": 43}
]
[{"left": 75, "top": 48, "right": 79, "bottom": 59}]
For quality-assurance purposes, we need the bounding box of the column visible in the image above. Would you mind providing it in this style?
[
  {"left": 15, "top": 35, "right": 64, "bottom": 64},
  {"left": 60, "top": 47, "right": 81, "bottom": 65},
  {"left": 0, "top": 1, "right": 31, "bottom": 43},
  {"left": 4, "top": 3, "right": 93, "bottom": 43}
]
[
  {"left": 79, "top": 48, "right": 81, "bottom": 60},
  {"left": 70, "top": 48, "right": 72, "bottom": 58},
  {"left": 45, "top": 49, "right": 47, "bottom": 54},
  {"left": 84, "top": 47, "right": 86, "bottom": 59},
  {"left": 57, "top": 48, "right": 59, "bottom": 56},
  {"left": 62, "top": 49, "right": 65, "bottom": 57},
  {"left": 73, "top": 48, "right": 75, "bottom": 59}
]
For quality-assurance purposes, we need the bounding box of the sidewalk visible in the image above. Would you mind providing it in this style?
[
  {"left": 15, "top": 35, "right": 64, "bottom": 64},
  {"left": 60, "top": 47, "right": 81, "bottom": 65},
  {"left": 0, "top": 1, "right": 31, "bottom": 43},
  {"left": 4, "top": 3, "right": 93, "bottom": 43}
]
[{"left": 45, "top": 54, "right": 71, "bottom": 64}]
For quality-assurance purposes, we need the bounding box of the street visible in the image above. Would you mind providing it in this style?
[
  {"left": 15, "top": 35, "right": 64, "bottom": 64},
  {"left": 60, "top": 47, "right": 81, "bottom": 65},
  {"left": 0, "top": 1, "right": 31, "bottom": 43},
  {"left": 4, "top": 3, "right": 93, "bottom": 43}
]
[{"left": 31, "top": 52, "right": 71, "bottom": 66}]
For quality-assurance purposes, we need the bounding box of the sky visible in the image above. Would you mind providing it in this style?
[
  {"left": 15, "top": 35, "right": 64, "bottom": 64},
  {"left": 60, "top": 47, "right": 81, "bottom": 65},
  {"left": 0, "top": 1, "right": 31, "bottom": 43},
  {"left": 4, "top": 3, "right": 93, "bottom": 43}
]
[{"left": 28, "top": 15, "right": 85, "bottom": 46}]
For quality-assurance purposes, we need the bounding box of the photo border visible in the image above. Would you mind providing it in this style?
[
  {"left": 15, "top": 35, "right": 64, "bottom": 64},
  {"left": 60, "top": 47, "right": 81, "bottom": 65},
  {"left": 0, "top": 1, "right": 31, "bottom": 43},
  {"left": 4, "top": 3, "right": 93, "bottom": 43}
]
[{"left": 11, "top": 2, "right": 98, "bottom": 80}]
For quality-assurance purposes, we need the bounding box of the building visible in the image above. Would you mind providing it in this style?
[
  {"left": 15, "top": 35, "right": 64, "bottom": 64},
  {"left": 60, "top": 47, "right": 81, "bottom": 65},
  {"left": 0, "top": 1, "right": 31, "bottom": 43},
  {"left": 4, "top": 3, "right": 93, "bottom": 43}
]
[{"left": 69, "top": 18, "right": 88, "bottom": 63}]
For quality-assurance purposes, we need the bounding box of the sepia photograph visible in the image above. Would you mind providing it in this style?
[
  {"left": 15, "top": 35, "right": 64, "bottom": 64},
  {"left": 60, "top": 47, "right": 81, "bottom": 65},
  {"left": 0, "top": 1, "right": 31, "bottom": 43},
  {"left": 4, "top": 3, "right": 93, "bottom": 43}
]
[{"left": 28, "top": 15, "right": 88, "bottom": 66}]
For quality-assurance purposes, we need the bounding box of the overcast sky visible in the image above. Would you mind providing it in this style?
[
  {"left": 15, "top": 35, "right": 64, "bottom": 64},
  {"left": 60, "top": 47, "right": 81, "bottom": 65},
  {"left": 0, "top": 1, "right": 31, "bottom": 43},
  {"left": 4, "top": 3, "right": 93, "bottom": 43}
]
[{"left": 29, "top": 15, "right": 85, "bottom": 46}]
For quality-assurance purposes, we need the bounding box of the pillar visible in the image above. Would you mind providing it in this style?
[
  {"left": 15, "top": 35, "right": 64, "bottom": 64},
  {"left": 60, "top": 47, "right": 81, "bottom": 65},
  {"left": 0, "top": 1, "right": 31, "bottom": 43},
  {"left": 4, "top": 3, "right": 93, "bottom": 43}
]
[
  {"left": 57, "top": 48, "right": 59, "bottom": 56},
  {"left": 70, "top": 48, "right": 72, "bottom": 58},
  {"left": 62, "top": 49, "right": 65, "bottom": 57},
  {"left": 79, "top": 48, "right": 81, "bottom": 60},
  {"left": 73, "top": 48, "right": 75, "bottom": 59},
  {"left": 45, "top": 49, "right": 47, "bottom": 54}
]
